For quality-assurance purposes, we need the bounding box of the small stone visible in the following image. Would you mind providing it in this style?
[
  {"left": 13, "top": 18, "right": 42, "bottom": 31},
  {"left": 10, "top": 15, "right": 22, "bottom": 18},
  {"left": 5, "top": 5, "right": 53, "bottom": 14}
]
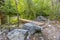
[
  {"left": 48, "top": 25, "right": 51, "bottom": 27},
  {"left": 53, "top": 36, "right": 56, "bottom": 38}
]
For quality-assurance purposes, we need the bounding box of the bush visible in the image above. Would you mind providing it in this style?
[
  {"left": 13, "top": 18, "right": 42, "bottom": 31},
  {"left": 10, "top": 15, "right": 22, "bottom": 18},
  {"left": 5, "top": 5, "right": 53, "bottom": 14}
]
[{"left": 10, "top": 16, "right": 18, "bottom": 24}]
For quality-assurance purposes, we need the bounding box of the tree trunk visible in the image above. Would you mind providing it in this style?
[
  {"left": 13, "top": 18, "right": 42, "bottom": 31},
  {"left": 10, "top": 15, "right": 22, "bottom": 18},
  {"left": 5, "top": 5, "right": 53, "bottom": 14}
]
[
  {"left": 15, "top": 0, "right": 20, "bottom": 27},
  {"left": 0, "top": 19, "right": 1, "bottom": 25},
  {"left": 51, "top": 0, "right": 60, "bottom": 5},
  {"left": 1, "top": 16, "right": 6, "bottom": 24},
  {"left": 17, "top": 14, "right": 19, "bottom": 27}
]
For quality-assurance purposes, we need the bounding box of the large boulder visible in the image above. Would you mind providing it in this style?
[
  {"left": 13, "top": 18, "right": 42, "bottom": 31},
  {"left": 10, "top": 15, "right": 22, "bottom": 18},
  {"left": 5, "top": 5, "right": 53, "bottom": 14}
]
[
  {"left": 7, "top": 29, "right": 28, "bottom": 40},
  {"left": 22, "top": 23, "right": 42, "bottom": 40},
  {"left": 22, "top": 23, "right": 42, "bottom": 34}
]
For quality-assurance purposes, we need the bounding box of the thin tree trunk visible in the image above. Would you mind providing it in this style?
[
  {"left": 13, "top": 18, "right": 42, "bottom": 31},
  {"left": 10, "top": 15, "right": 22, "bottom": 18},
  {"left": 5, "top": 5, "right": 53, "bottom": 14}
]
[
  {"left": 7, "top": 15, "right": 10, "bottom": 25},
  {"left": 0, "top": 19, "right": 1, "bottom": 25},
  {"left": 17, "top": 14, "right": 19, "bottom": 27},
  {"left": 15, "top": 0, "right": 20, "bottom": 27}
]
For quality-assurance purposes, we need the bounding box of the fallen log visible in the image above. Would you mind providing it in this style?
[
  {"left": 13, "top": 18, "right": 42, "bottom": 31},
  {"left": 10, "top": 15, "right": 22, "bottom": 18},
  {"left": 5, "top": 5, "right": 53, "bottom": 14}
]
[{"left": 19, "top": 18, "right": 45, "bottom": 26}]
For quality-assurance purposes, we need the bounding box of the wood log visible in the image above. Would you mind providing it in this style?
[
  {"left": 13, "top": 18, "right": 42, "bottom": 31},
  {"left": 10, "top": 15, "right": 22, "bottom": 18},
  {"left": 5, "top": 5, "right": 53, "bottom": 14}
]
[{"left": 19, "top": 18, "right": 45, "bottom": 26}]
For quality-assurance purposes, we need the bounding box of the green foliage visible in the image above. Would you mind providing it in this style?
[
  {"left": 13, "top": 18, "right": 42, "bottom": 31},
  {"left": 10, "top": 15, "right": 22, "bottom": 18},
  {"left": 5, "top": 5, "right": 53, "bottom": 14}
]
[
  {"left": 0, "top": 0, "right": 18, "bottom": 16},
  {"left": 0, "top": 0, "right": 60, "bottom": 20},
  {"left": 10, "top": 16, "right": 18, "bottom": 24}
]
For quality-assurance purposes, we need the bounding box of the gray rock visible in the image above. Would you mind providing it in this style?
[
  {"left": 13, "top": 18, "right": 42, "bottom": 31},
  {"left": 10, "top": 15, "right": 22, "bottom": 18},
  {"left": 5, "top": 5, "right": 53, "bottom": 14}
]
[
  {"left": 36, "top": 16, "right": 47, "bottom": 22},
  {"left": 0, "top": 29, "right": 9, "bottom": 40},
  {"left": 22, "top": 23, "right": 42, "bottom": 34},
  {"left": 22, "top": 23, "right": 42, "bottom": 40},
  {"left": 7, "top": 29, "right": 28, "bottom": 40}
]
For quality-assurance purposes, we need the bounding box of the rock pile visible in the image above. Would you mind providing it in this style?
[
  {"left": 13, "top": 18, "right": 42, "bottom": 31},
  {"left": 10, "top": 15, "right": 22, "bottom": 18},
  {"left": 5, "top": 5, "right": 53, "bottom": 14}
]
[
  {"left": 7, "top": 23, "right": 42, "bottom": 40},
  {"left": 0, "top": 22, "right": 42, "bottom": 40},
  {"left": 0, "top": 16, "right": 60, "bottom": 40}
]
